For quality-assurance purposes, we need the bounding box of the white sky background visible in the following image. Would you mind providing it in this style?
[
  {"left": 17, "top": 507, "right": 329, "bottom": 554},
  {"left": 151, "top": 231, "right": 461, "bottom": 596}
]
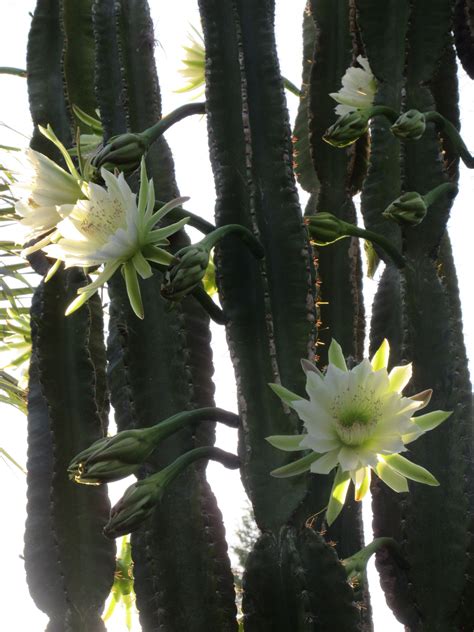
[{"left": 0, "top": 1, "right": 473, "bottom": 630}]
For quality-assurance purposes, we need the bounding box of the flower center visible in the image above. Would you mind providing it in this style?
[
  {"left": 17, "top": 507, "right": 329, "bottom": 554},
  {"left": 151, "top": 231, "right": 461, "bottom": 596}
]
[{"left": 332, "top": 388, "right": 382, "bottom": 447}]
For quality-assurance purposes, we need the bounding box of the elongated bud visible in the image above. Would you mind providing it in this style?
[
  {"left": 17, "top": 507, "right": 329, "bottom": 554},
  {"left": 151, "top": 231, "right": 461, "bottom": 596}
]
[
  {"left": 323, "top": 109, "right": 370, "bottom": 148},
  {"left": 391, "top": 109, "right": 426, "bottom": 140},
  {"left": 382, "top": 191, "right": 427, "bottom": 226},
  {"left": 103, "top": 446, "right": 240, "bottom": 538},
  {"left": 92, "top": 132, "right": 149, "bottom": 173},
  {"left": 305, "top": 212, "right": 348, "bottom": 245},
  {"left": 69, "top": 407, "right": 240, "bottom": 484}
]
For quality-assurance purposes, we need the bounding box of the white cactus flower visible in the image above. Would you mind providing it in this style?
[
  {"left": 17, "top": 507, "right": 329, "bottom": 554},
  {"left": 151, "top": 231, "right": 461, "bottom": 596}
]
[
  {"left": 175, "top": 26, "right": 206, "bottom": 95},
  {"left": 329, "top": 55, "right": 377, "bottom": 116},
  {"left": 43, "top": 159, "right": 189, "bottom": 319},
  {"left": 266, "top": 339, "right": 451, "bottom": 525},
  {"left": 1, "top": 126, "right": 83, "bottom": 252}
]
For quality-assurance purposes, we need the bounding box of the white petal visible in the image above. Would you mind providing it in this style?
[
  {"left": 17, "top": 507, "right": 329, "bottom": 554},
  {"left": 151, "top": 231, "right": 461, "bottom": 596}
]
[
  {"left": 299, "top": 434, "right": 340, "bottom": 453},
  {"left": 337, "top": 446, "right": 361, "bottom": 472},
  {"left": 310, "top": 449, "right": 340, "bottom": 474}
]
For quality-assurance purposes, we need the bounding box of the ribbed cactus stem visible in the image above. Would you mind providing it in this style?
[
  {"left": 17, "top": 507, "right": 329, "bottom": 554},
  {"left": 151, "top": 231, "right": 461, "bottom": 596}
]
[{"left": 425, "top": 110, "right": 474, "bottom": 168}]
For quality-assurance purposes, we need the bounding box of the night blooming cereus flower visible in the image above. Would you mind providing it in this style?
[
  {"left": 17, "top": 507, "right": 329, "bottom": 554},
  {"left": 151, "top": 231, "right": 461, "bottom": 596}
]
[
  {"left": 3, "top": 125, "right": 83, "bottom": 253},
  {"left": 329, "top": 55, "right": 376, "bottom": 116},
  {"left": 43, "top": 159, "right": 189, "bottom": 319},
  {"left": 175, "top": 26, "right": 205, "bottom": 95},
  {"left": 266, "top": 339, "right": 451, "bottom": 526}
]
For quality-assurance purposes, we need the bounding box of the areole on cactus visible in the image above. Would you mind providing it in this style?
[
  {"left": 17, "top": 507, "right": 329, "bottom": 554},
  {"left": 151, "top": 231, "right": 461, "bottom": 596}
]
[{"left": 2, "top": 1, "right": 472, "bottom": 631}]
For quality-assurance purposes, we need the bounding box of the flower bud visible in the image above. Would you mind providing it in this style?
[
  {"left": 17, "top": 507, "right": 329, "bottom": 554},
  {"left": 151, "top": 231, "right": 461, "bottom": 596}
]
[
  {"left": 382, "top": 192, "right": 427, "bottom": 226},
  {"left": 390, "top": 109, "right": 426, "bottom": 140},
  {"left": 68, "top": 428, "right": 160, "bottom": 484},
  {"left": 92, "top": 132, "right": 149, "bottom": 173},
  {"left": 104, "top": 474, "right": 162, "bottom": 539},
  {"left": 305, "top": 212, "right": 348, "bottom": 245},
  {"left": 161, "top": 244, "right": 210, "bottom": 301},
  {"left": 323, "top": 109, "right": 370, "bottom": 148}
]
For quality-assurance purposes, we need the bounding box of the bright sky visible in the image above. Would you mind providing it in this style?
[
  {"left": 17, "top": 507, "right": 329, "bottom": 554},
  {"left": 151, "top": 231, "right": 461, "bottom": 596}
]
[{"left": 0, "top": 1, "right": 472, "bottom": 630}]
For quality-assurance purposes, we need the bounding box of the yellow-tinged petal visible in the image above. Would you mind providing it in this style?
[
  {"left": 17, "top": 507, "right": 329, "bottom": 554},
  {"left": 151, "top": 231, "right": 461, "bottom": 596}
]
[
  {"left": 326, "top": 467, "right": 351, "bottom": 525},
  {"left": 388, "top": 363, "right": 412, "bottom": 393},
  {"left": 384, "top": 454, "right": 439, "bottom": 486},
  {"left": 353, "top": 466, "right": 371, "bottom": 501},
  {"left": 371, "top": 339, "right": 390, "bottom": 371}
]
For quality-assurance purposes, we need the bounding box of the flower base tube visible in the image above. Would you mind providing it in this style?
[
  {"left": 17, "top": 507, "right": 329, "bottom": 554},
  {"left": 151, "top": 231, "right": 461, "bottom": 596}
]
[
  {"left": 69, "top": 407, "right": 240, "bottom": 484},
  {"left": 93, "top": 102, "right": 206, "bottom": 171},
  {"left": 103, "top": 446, "right": 240, "bottom": 538}
]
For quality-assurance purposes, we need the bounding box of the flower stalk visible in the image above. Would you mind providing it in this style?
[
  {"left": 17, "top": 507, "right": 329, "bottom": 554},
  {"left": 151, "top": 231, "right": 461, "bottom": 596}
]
[
  {"left": 305, "top": 212, "right": 406, "bottom": 269},
  {"left": 92, "top": 102, "right": 206, "bottom": 172}
]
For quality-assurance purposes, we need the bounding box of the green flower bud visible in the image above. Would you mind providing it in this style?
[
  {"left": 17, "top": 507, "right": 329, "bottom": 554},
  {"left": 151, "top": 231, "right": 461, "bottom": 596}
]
[
  {"left": 92, "top": 132, "right": 149, "bottom": 173},
  {"left": 305, "top": 212, "right": 349, "bottom": 245},
  {"left": 161, "top": 244, "right": 210, "bottom": 301},
  {"left": 68, "top": 429, "right": 160, "bottom": 484},
  {"left": 382, "top": 191, "right": 427, "bottom": 226},
  {"left": 103, "top": 446, "right": 240, "bottom": 538},
  {"left": 323, "top": 109, "right": 370, "bottom": 148},
  {"left": 104, "top": 473, "right": 163, "bottom": 539},
  {"left": 390, "top": 109, "right": 426, "bottom": 140}
]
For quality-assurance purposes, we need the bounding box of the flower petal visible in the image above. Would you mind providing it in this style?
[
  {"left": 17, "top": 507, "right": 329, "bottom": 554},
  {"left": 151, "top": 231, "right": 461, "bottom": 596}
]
[
  {"left": 265, "top": 435, "right": 307, "bottom": 452},
  {"left": 328, "top": 339, "right": 348, "bottom": 372},
  {"left": 326, "top": 467, "right": 351, "bottom": 525},
  {"left": 384, "top": 454, "right": 439, "bottom": 486},
  {"left": 337, "top": 446, "right": 361, "bottom": 472},
  {"left": 270, "top": 452, "right": 320, "bottom": 478},
  {"left": 353, "top": 466, "right": 371, "bottom": 501},
  {"left": 388, "top": 363, "right": 412, "bottom": 393},
  {"left": 310, "top": 449, "right": 340, "bottom": 475},
  {"left": 268, "top": 382, "right": 302, "bottom": 406},
  {"left": 375, "top": 459, "right": 409, "bottom": 493},
  {"left": 370, "top": 339, "right": 390, "bottom": 371}
]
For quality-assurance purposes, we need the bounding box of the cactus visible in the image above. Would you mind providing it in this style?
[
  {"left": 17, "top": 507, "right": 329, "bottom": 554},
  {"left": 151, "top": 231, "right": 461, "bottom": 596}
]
[{"left": 2, "top": 0, "right": 472, "bottom": 630}]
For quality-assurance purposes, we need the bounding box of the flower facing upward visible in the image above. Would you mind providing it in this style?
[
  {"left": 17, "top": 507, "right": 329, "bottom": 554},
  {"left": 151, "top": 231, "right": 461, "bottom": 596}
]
[
  {"left": 44, "top": 159, "right": 189, "bottom": 319},
  {"left": 266, "top": 339, "right": 451, "bottom": 525},
  {"left": 329, "top": 56, "right": 376, "bottom": 116}
]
